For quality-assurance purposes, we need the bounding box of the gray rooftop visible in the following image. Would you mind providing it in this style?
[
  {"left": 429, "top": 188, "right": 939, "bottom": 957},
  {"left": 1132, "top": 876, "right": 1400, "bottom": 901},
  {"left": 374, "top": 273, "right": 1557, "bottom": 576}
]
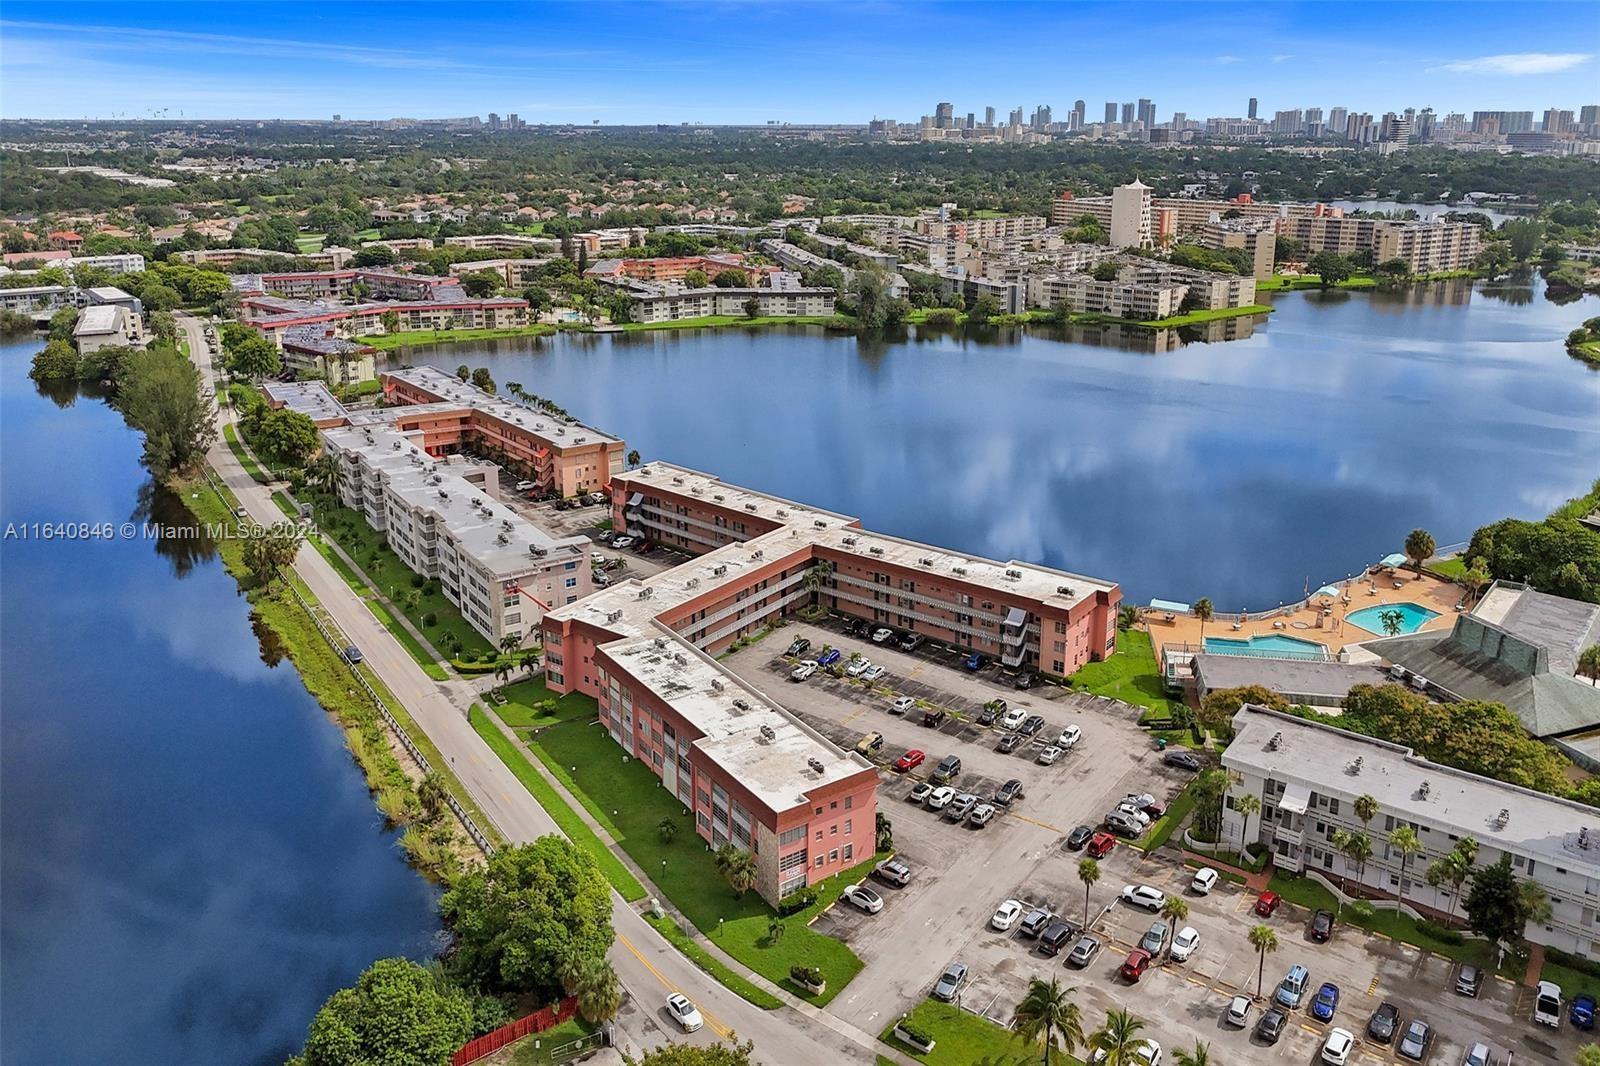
[
  {"left": 262, "top": 380, "right": 349, "bottom": 423},
  {"left": 1193, "top": 653, "right": 1391, "bottom": 700},
  {"left": 384, "top": 365, "right": 622, "bottom": 447}
]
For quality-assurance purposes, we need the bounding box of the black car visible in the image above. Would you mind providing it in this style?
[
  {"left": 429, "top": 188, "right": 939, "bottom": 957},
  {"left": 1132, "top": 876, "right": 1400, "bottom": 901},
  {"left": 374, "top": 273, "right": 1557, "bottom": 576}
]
[
  {"left": 1039, "top": 921, "right": 1076, "bottom": 956},
  {"left": 1065, "top": 824, "right": 1095, "bottom": 850},
  {"left": 977, "top": 705, "right": 999, "bottom": 726},
  {"left": 1013, "top": 672, "right": 1036, "bottom": 690},
  {"left": 842, "top": 617, "right": 866, "bottom": 636},
  {"left": 1310, "top": 909, "right": 1335, "bottom": 942},
  {"left": 1367, "top": 1002, "right": 1400, "bottom": 1044},
  {"left": 898, "top": 633, "right": 924, "bottom": 652},
  {"left": 343, "top": 646, "right": 363, "bottom": 664},
  {"left": 1163, "top": 750, "right": 1202, "bottom": 771},
  {"left": 995, "top": 779, "right": 1025, "bottom": 806},
  {"left": 1019, "top": 715, "right": 1046, "bottom": 737},
  {"left": 786, "top": 637, "right": 811, "bottom": 657},
  {"left": 997, "top": 733, "right": 1022, "bottom": 754},
  {"left": 922, "top": 708, "right": 948, "bottom": 728},
  {"left": 1255, "top": 1007, "right": 1289, "bottom": 1044}
]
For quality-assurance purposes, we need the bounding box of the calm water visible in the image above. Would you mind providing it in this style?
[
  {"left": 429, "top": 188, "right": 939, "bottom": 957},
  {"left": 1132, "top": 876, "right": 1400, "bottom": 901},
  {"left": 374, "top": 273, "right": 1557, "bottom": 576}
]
[
  {"left": 0, "top": 339, "right": 442, "bottom": 1064},
  {"left": 400, "top": 278, "right": 1599, "bottom": 612}
]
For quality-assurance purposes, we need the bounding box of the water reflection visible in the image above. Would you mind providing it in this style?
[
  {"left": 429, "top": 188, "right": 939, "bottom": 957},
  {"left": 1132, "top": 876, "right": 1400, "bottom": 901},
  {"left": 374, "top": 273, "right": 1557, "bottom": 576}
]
[{"left": 132, "top": 478, "right": 219, "bottom": 579}]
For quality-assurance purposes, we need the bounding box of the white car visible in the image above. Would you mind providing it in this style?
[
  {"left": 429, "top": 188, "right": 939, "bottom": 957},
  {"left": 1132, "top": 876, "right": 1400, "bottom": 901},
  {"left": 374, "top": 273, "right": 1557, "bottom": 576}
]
[
  {"left": 790, "top": 660, "right": 819, "bottom": 681},
  {"left": 846, "top": 658, "right": 874, "bottom": 678},
  {"left": 1320, "top": 1027, "right": 1355, "bottom": 1065},
  {"left": 1056, "top": 724, "right": 1082, "bottom": 748},
  {"left": 926, "top": 786, "right": 956, "bottom": 810},
  {"left": 861, "top": 664, "right": 886, "bottom": 681},
  {"left": 1120, "top": 884, "right": 1167, "bottom": 911},
  {"left": 991, "top": 899, "right": 1025, "bottom": 931},
  {"left": 1169, "top": 926, "right": 1200, "bottom": 961},
  {"left": 841, "top": 882, "right": 883, "bottom": 914},
  {"left": 1226, "top": 994, "right": 1253, "bottom": 1027},
  {"left": 611, "top": 535, "right": 636, "bottom": 549},
  {"left": 891, "top": 696, "right": 917, "bottom": 715},
  {"left": 968, "top": 802, "right": 997, "bottom": 827},
  {"left": 1000, "top": 707, "right": 1028, "bottom": 730},
  {"left": 870, "top": 626, "right": 895, "bottom": 643},
  {"left": 1116, "top": 803, "right": 1152, "bottom": 827},
  {"left": 591, "top": 551, "right": 607, "bottom": 564},
  {"left": 1037, "top": 745, "right": 1063, "bottom": 765},
  {"left": 666, "top": 993, "right": 703, "bottom": 1033},
  {"left": 1462, "top": 1043, "right": 1491, "bottom": 1066},
  {"left": 1190, "top": 867, "right": 1219, "bottom": 895},
  {"left": 1090, "top": 1040, "right": 1161, "bottom": 1065}
]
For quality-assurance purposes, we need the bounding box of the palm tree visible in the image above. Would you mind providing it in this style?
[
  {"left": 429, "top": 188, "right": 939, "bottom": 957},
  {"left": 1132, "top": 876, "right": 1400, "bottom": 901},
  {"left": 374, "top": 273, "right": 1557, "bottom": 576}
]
[
  {"left": 1354, "top": 793, "right": 1378, "bottom": 832},
  {"left": 416, "top": 773, "right": 449, "bottom": 823},
  {"left": 1159, "top": 896, "right": 1189, "bottom": 955},
  {"left": 1078, "top": 857, "right": 1101, "bottom": 929},
  {"left": 1332, "top": 829, "right": 1373, "bottom": 905},
  {"left": 1248, "top": 923, "right": 1278, "bottom": 998},
  {"left": 714, "top": 844, "right": 758, "bottom": 897},
  {"left": 1404, "top": 528, "right": 1436, "bottom": 573},
  {"left": 1117, "top": 605, "right": 1140, "bottom": 631},
  {"left": 1234, "top": 792, "right": 1261, "bottom": 862},
  {"left": 627, "top": 448, "right": 642, "bottom": 469},
  {"left": 1388, "top": 825, "right": 1423, "bottom": 897},
  {"left": 657, "top": 817, "right": 678, "bottom": 844},
  {"left": 803, "top": 559, "right": 835, "bottom": 608},
  {"left": 765, "top": 915, "right": 785, "bottom": 944},
  {"left": 563, "top": 955, "right": 622, "bottom": 1023},
  {"left": 1010, "top": 977, "right": 1084, "bottom": 1066},
  {"left": 1379, "top": 608, "right": 1405, "bottom": 636},
  {"left": 1193, "top": 598, "right": 1214, "bottom": 642},
  {"left": 1174, "top": 1043, "right": 1212, "bottom": 1066},
  {"left": 1580, "top": 644, "right": 1600, "bottom": 686},
  {"left": 1090, "top": 1009, "right": 1147, "bottom": 1065}
]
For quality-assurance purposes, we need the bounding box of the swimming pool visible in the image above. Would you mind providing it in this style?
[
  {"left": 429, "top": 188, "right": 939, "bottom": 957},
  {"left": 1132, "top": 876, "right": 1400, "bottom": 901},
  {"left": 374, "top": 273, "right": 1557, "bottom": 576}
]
[
  {"left": 1346, "top": 601, "right": 1440, "bottom": 636},
  {"left": 1203, "top": 634, "right": 1329, "bottom": 659}
]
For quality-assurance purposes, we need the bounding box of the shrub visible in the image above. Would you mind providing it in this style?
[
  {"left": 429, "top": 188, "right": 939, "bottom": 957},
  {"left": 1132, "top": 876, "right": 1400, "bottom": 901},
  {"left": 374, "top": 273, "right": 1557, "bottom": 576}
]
[
  {"left": 411, "top": 573, "right": 425, "bottom": 588},
  {"left": 423, "top": 612, "right": 438, "bottom": 627},
  {"left": 896, "top": 1021, "right": 934, "bottom": 1046},
  {"left": 1416, "top": 919, "right": 1464, "bottom": 945},
  {"left": 789, "top": 965, "right": 824, "bottom": 987},
  {"left": 1548, "top": 946, "right": 1600, "bottom": 980},
  {"left": 777, "top": 888, "right": 818, "bottom": 916}
]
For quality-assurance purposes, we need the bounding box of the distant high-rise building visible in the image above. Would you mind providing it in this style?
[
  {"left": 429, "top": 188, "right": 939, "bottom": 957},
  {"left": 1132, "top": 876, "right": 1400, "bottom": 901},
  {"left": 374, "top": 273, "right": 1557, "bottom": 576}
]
[
  {"left": 1416, "top": 108, "right": 1436, "bottom": 141},
  {"left": 332, "top": 114, "right": 342, "bottom": 122},
  {"left": 966, "top": 112, "right": 976, "bottom": 129},
  {"left": 1346, "top": 112, "right": 1377, "bottom": 143},
  {"left": 1271, "top": 109, "right": 1304, "bottom": 135},
  {"left": 1109, "top": 178, "right": 1153, "bottom": 249},
  {"left": 488, "top": 113, "right": 502, "bottom": 130},
  {"left": 1031, "top": 104, "right": 1052, "bottom": 130},
  {"left": 1304, "top": 107, "right": 1323, "bottom": 126},
  {"left": 1472, "top": 110, "right": 1533, "bottom": 135},
  {"left": 1104, "top": 101, "right": 1118, "bottom": 125},
  {"left": 1072, "top": 100, "right": 1086, "bottom": 130},
  {"left": 1137, "top": 98, "right": 1155, "bottom": 127},
  {"left": 506, "top": 113, "right": 520, "bottom": 129},
  {"left": 935, "top": 101, "right": 955, "bottom": 128},
  {"left": 1171, "top": 111, "right": 1187, "bottom": 130},
  {"left": 1248, "top": 97, "right": 1258, "bottom": 120},
  {"left": 1544, "top": 108, "right": 1576, "bottom": 135},
  {"left": 1328, "top": 107, "right": 1348, "bottom": 135},
  {"left": 984, "top": 106, "right": 996, "bottom": 126},
  {"left": 1120, "top": 102, "right": 1135, "bottom": 125},
  {"left": 1381, "top": 112, "right": 1413, "bottom": 143},
  {"left": 1009, "top": 106, "right": 1025, "bottom": 127}
]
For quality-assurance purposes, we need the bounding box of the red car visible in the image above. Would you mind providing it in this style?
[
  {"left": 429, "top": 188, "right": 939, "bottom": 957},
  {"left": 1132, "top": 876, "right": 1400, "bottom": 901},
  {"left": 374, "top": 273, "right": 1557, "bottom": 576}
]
[
  {"left": 893, "top": 749, "right": 926, "bottom": 772},
  {"left": 1086, "top": 831, "right": 1117, "bottom": 859},
  {"left": 1254, "top": 890, "right": 1281, "bottom": 917},
  {"left": 1119, "top": 948, "right": 1153, "bottom": 982}
]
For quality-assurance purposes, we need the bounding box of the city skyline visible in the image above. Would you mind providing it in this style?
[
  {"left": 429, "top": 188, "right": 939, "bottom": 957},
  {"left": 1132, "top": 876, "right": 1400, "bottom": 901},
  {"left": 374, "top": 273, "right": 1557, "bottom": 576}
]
[{"left": 2, "top": 1, "right": 1598, "bottom": 123}]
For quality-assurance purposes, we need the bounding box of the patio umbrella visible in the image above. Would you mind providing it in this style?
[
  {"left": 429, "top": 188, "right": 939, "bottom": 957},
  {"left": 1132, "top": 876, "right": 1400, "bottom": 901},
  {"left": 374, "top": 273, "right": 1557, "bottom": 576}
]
[
  {"left": 1379, "top": 553, "right": 1407, "bottom": 568},
  {"left": 1314, "top": 584, "right": 1340, "bottom": 598}
]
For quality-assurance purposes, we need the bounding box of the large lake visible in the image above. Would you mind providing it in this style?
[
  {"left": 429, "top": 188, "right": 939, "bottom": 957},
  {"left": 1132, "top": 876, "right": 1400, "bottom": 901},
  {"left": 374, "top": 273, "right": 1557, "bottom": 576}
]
[
  {"left": 0, "top": 338, "right": 442, "bottom": 1065},
  {"left": 400, "top": 278, "right": 1599, "bottom": 612}
]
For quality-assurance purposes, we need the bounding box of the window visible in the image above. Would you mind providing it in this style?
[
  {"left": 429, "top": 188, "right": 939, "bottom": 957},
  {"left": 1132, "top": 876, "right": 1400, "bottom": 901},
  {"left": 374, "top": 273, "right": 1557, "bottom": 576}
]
[
  {"left": 829, "top": 849, "right": 838, "bottom": 863},
  {"left": 565, "top": 577, "right": 578, "bottom": 588},
  {"left": 830, "top": 800, "right": 838, "bottom": 810},
  {"left": 843, "top": 843, "right": 854, "bottom": 862},
  {"left": 843, "top": 796, "right": 853, "bottom": 810},
  {"left": 815, "top": 855, "right": 824, "bottom": 869},
  {"left": 829, "top": 824, "right": 837, "bottom": 836},
  {"left": 844, "top": 819, "right": 852, "bottom": 835},
  {"left": 779, "top": 826, "right": 805, "bottom": 846}
]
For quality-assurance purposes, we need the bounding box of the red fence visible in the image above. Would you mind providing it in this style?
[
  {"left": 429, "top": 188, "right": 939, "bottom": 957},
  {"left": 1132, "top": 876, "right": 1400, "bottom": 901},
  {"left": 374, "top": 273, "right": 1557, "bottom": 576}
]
[{"left": 453, "top": 997, "right": 579, "bottom": 1066}]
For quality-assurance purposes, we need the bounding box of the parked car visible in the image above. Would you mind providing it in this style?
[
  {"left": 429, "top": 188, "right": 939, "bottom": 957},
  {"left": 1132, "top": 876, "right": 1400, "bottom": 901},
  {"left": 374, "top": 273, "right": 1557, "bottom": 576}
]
[
  {"left": 999, "top": 707, "right": 1028, "bottom": 730},
  {"left": 1169, "top": 926, "right": 1200, "bottom": 962},
  {"left": 1310, "top": 909, "right": 1336, "bottom": 942},
  {"left": 892, "top": 749, "right": 925, "bottom": 772},
  {"left": 1311, "top": 981, "right": 1341, "bottom": 1022},
  {"left": 1040, "top": 920, "right": 1077, "bottom": 956},
  {"left": 932, "top": 754, "right": 962, "bottom": 781},
  {"left": 611, "top": 536, "right": 636, "bottom": 549},
  {"left": 976, "top": 704, "right": 999, "bottom": 726},
  {"left": 1066, "top": 825, "right": 1095, "bottom": 850},
  {"left": 898, "top": 633, "right": 924, "bottom": 652},
  {"left": 841, "top": 882, "right": 883, "bottom": 914},
  {"left": 842, "top": 617, "right": 866, "bottom": 637},
  {"left": 1067, "top": 935, "right": 1102, "bottom": 967},
  {"left": 861, "top": 664, "right": 886, "bottom": 681},
  {"left": 817, "top": 648, "right": 842, "bottom": 667},
  {"left": 931, "top": 962, "right": 967, "bottom": 1002},
  {"left": 1088, "top": 1041, "right": 1161, "bottom": 1066},
  {"left": 1019, "top": 714, "right": 1046, "bottom": 736},
  {"left": 995, "top": 779, "right": 1025, "bottom": 806},
  {"left": 1163, "top": 749, "right": 1202, "bottom": 771},
  {"left": 991, "top": 899, "right": 1024, "bottom": 931},
  {"left": 1086, "top": 832, "right": 1117, "bottom": 858},
  {"left": 1019, "top": 909, "right": 1053, "bottom": 939},
  {"left": 1139, "top": 921, "right": 1168, "bottom": 954},
  {"left": 1254, "top": 890, "right": 1282, "bottom": 917},
  {"left": 874, "top": 858, "right": 913, "bottom": 887},
  {"left": 1255, "top": 1007, "right": 1289, "bottom": 1044},
  {"left": 944, "top": 794, "right": 978, "bottom": 822},
  {"left": 1114, "top": 803, "right": 1152, "bottom": 827},
  {"left": 1454, "top": 963, "right": 1483, "bottom": 998},
  {"left": 1321, "top": 1027, "right": 1355, "bottom": 1066},
  {"left": 968, "top": 802, "right": 997, "bottom": 828},
  {"left": 1119, "top": 949, "right": 1154, "bottom": 983},
  {"left": 963, "top": 652, "right": 986, "bottom": 671},
  {"left": 1056, "top": 724, "right": 1083, "bottom": 749},
  {"left": 666, "top": 993, "right": 703, "bottom": 1033},
  {"left": 1013, "top": 671, "right": 1037, "bottom": 690},
  {"left": 790, "top": 660, "right": 819, "bottom": 682},
  {"left": 786, "top": 637, "right": 812, "bottom": 657},
  {"left": 1120, "top": 885, "right": 1166, "bottom": 911},
  {"left": 1572, "top": 993, "right": 1597, "bottom": 1030},
  {"left": 997, "top": 733, "right": 1022, "bottom": 754},
  {"left": 1226, "top": 994, "right": 1253, "bottom": 1027},
  {"left": 1037, "top": 745, "right": 1063, "bottom": 765},
  {"left": 855, "top": 731, "right": 884, "bottom": 756},
  {"left": 870, "top": 626, "right": 895, "bottom": 644},
  {"left": 890, "top": 696, "right": 916, "bottom": 715},
  {"left": 907, "top": 782, "right": 932, "bottom": 803},
  {"left": 1368, "top": 1003, "right": 1400, "bottom": 1044},
  {"left": 595, "top": 529, "right": 616, "bottom": 543},
  {"left": 590, "top": 551, "right": 608, "bottom": 565},
  {"left": 922, "top": 708, "right": 948, "bottom": 728},
  {"left": 1534, "top": 980, "right": 1563, "bottom": 1027},
  {"left": 1462, "top": 1043, "right": 1491, "bottom": 1066},
  {"left": 1190, "top": 867, "right": 1219, "bottom": 895},
  {"left": 846, "top": 658, "right": 874, "bottom": 678},
  {"left": 1275, "top": 964, "right": 1311, "bottom": 1009},
  {"left": 925, "top": 786, "right": 956, "bottom": 810},
  {"left": 1104, "top": 811, "right": 1143, "bottom": 838},
  {"left": 1397, "top": 1019, "right": 1432, "bottom": 1060}
]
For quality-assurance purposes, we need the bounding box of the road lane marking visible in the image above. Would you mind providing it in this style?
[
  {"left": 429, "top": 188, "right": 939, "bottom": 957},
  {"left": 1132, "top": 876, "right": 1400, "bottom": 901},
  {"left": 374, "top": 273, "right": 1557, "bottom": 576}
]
[
  {"left": 1006, "top": 812, "right": 1066, "bottom": 834},
  {"left": 618, "top": 933, "right": 734, "bottom": 1041}
]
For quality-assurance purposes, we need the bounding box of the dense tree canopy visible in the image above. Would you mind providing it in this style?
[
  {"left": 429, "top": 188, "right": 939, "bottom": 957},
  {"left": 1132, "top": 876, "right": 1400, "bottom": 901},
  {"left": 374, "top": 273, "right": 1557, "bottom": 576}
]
[
  {"left": 117, "top": 344, "right": 216, "bottom": 479},
  {"left": 293, "top": 957, "right": 475, "bottom": 1066}
]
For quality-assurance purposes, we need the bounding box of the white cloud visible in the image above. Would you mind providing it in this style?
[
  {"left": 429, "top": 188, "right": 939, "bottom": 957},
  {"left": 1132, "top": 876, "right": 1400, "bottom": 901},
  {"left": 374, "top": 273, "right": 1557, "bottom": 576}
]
[
  {"left": 1432, "top": 52, "right": 1592, "bottom": 75},
  {"left": 1215, "top": 54, "right": 1241, "bottom": 64},
  {"left": 1271, "top": 53, "right": 1294, "bottom": 63}
]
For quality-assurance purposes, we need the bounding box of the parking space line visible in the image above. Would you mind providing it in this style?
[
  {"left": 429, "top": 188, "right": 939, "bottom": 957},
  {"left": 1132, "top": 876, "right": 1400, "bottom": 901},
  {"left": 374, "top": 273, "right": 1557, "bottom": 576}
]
[
  {"left": 1366, "top": 974, "right": 1380, "bottom": 997},
  {"left": 1006, "top": 812, "right": 1066, "bottom": 834}
]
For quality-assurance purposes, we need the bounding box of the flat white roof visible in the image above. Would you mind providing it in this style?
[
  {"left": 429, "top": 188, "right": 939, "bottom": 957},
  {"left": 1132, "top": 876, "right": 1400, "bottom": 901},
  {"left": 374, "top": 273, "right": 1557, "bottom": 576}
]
[
  {"left": 263, "top": 380, "right": 348, "bottom": 422},
  {"left": 73, "top": 305, "right": 124, "bottom": 335},
  {"left": 385, "top": 366, "right": 622, "bottom": 448}
]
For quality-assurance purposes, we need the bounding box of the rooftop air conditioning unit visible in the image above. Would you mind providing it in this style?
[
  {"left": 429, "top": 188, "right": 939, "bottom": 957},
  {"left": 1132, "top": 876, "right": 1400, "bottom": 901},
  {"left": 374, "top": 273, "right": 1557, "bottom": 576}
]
[
  {"left": 744, "top": 503, "right": 757, "bottom": 512},
  {"left": 1005, "top": 568, "right": 1022, "bottom": 579},
  {"left": 575, "top": 437, "right": 586, "bottom": 444},
  {"left": 672, "top": 476, "right": 684, "bottom": 484},
  {"left": 1057, "top": 585, "right": 1074, "bottom": 596},
  {"left": 733, "top": 698, "right": 751, "bottom": 711},
  {"left": 392, "top": 441, "right": 402, "bottom": 450},
  {"left": 673, "top": 653, "right": 687, "bottom": 665},
  {"left": 750, "top": 549, "right": 763, "bottom": 560},
  {"left": 439, "top": 489, "right": 449, "bottom": 498},
  {"left": 497, "top": 533, "right": 509, "bottom": 544},
  {"left": 807, "top": 758, "right": 825, "bottom": 774},
  {"left": 759, "top": 724, "right": 776, "bottom": 741},
  {"left": 639, "top": 587, "right": 653, "bottom": 600},
  {"left": 607, "top": 610, "right": 622, "bottom": 623},
  {"left": 710, "top": 679, "right": 723, "bottom": 691},
  {"left": 869, "top": 546, "right": 884, "bottom": 556},
  {"left": 776, "top": 509, "right": 788, "bottom": 517},
  {"left": 529, "top": 545, "right": 547, "bottom": 556},
  {"left": 691, "top": 487, "right": 702, "bottom": 494},
  {"left": 843, "top": 535, "right": 857, "bottom": 545},
  {"left": 919, "top": 556, "right": 934, "bottom": 566},
  {"left": 654, "top": 636, "right": 668, "bottom": 649},
  {"left": 813, "top": 520, "right": 827, "bottom": 528},
  {"left": 713, "top": 565, "right": 727, "bottom": 576},
  {"left": 1267, "top": 732, "right": 1283, "bottom": 751},
  {"left": 501, "top": 520, "right": 513, "bottom": 531},
  {"left": 953, "top": 567, "right": 967, "bottom": 576},
  {"left": 713, "top": 493, "right": 725, "bottom": 501}
]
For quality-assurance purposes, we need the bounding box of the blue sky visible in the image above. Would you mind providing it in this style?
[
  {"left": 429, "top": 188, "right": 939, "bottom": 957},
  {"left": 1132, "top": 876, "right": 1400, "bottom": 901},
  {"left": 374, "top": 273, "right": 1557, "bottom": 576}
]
[{"left": 2, "top": 2, "right": 1596, "bottom": 123}]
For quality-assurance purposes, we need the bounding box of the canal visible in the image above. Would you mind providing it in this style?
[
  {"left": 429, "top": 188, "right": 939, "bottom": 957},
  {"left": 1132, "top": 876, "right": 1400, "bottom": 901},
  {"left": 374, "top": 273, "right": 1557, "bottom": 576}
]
[
  {"left": 0, "top": 337, "right": 443, "bottom": 1065},
  {"left": 398, "top": 277, "right": 1600, "bottom": 611}
]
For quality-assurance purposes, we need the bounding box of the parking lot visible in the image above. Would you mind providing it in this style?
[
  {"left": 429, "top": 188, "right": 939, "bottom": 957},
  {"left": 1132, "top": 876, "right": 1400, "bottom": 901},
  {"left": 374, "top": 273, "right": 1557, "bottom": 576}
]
[
  {"left": 722, "top": 617, "right": 1582, "bottom": 1064},
  {"left": 500, "top": 494, "right": 687, "bottom": 580}
]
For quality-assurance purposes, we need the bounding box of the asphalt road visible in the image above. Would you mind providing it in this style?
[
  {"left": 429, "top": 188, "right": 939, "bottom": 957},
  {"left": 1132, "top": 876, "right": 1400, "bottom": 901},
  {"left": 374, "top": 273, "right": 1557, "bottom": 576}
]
[{"left": 179, "top": 317, "right": 888, "bottom": 1064}]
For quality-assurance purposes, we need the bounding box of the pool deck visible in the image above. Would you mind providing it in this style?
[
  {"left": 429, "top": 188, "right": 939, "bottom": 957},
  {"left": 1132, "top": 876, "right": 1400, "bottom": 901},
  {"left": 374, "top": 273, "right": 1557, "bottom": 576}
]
[{"left": 1151, "top": 568, "right": 1463, "bottom": 656}]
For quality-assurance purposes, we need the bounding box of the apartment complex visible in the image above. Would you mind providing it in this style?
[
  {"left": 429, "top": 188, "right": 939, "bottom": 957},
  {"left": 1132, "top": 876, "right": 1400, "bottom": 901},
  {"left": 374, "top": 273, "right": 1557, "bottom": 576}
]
[
  {"left": 72, "top": 304, "right": 144, "bottom": 353},
  {"left": 240, "top": 292, "right": 529, "bottom": 348},
  {"left": 1279, "top": 217, "right": 1483, "bottom": 272},
  {"left": 279, "top": 326, "right": 377, "bottom": 385},
  {"left": 1197, "top": 219, "right": 1277, "bottom": 279},
  {"left": 626, "top": 285, "right": 837, "bottom": 323},
  {"left": 178, "top": 246, "right": 355, "bottom": 270},
  {"left": 1108, "top": 179, "right": 1154, "bottom": 249},
  {"left": 1223, "top": 705, "right": 1600, "bottom": 960}
]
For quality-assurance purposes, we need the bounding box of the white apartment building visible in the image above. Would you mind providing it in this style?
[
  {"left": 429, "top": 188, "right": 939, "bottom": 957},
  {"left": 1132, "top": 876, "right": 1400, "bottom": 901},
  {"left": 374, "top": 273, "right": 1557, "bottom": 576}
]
[
  {"left": 1223, "top": 705, "right": 1600, "bottom": 960},
  {"left": 626, "top": 286, "right": 836, "bottom": 323},
  {"left": 68, "top": 253, "right": 146, "bottom": 275},
  {"left": 72, "top": 305, "right": 145, "bottom": 352},
  {"left": 323, "top": 422, "right": 593, "bottom": 648},
  {"left": 1109, "top": 179, "right": 1154, "bottom": 249},
  {"left": 1027, "top": 273, "right": 1185, "bottom": 319}
]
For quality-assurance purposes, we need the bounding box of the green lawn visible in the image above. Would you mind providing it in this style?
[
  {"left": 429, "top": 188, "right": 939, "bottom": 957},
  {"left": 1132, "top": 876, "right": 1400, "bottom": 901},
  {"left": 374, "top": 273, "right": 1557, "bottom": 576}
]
[
  {"left": 878, "top": 1001, "right": 1079, "bottom": 1066},
  {"left": 507, "top": 1015, "right": 596, "bottom": 1065},
  {"left": 367, "top": 598, "right": 450, "bottom": 681},
  {"left": 352, "top": 228, "right": 381, "bottom": 242},
  {"left": 645, "top": 913, "right": 784, "bottom": 1010},
  {"left": 1066, "top": 629, "right": 1180, "bottom": 714},
  {"left": 1134, "top": 778, "right": 1199, "bottom": 853},
  {"left": 1541, "top": 958, "right": 1600, "bottom": 1005},
  {"left": 515, "top": 707, "right": 869, "bottom": 1002},
  {"left": 223, "top": 424, "right": 270, "bottom": 484},
  {"left": 270, "top": 491, "right": 299, "bottom": 519},
  {"left": 1266, "top": 871, "right": 1492, "bottom": 966},
  {"left": 468, "top": 706, "right": 646, "bottom": 900},
  {"left": 493, "top": 678, "right": 596, "bottom": 728},
  {"left": 295, "top": 232, "right": 326, "bottom": 253},
  {"left": 1142, "top": 304, "right": 1274, "bottom": 327},
  {"left": 356, "top": 324, "right": 560, "bottom": 350},
  {"left": 1429, "top": 557, "right": 1467, "bottom": 579}
]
